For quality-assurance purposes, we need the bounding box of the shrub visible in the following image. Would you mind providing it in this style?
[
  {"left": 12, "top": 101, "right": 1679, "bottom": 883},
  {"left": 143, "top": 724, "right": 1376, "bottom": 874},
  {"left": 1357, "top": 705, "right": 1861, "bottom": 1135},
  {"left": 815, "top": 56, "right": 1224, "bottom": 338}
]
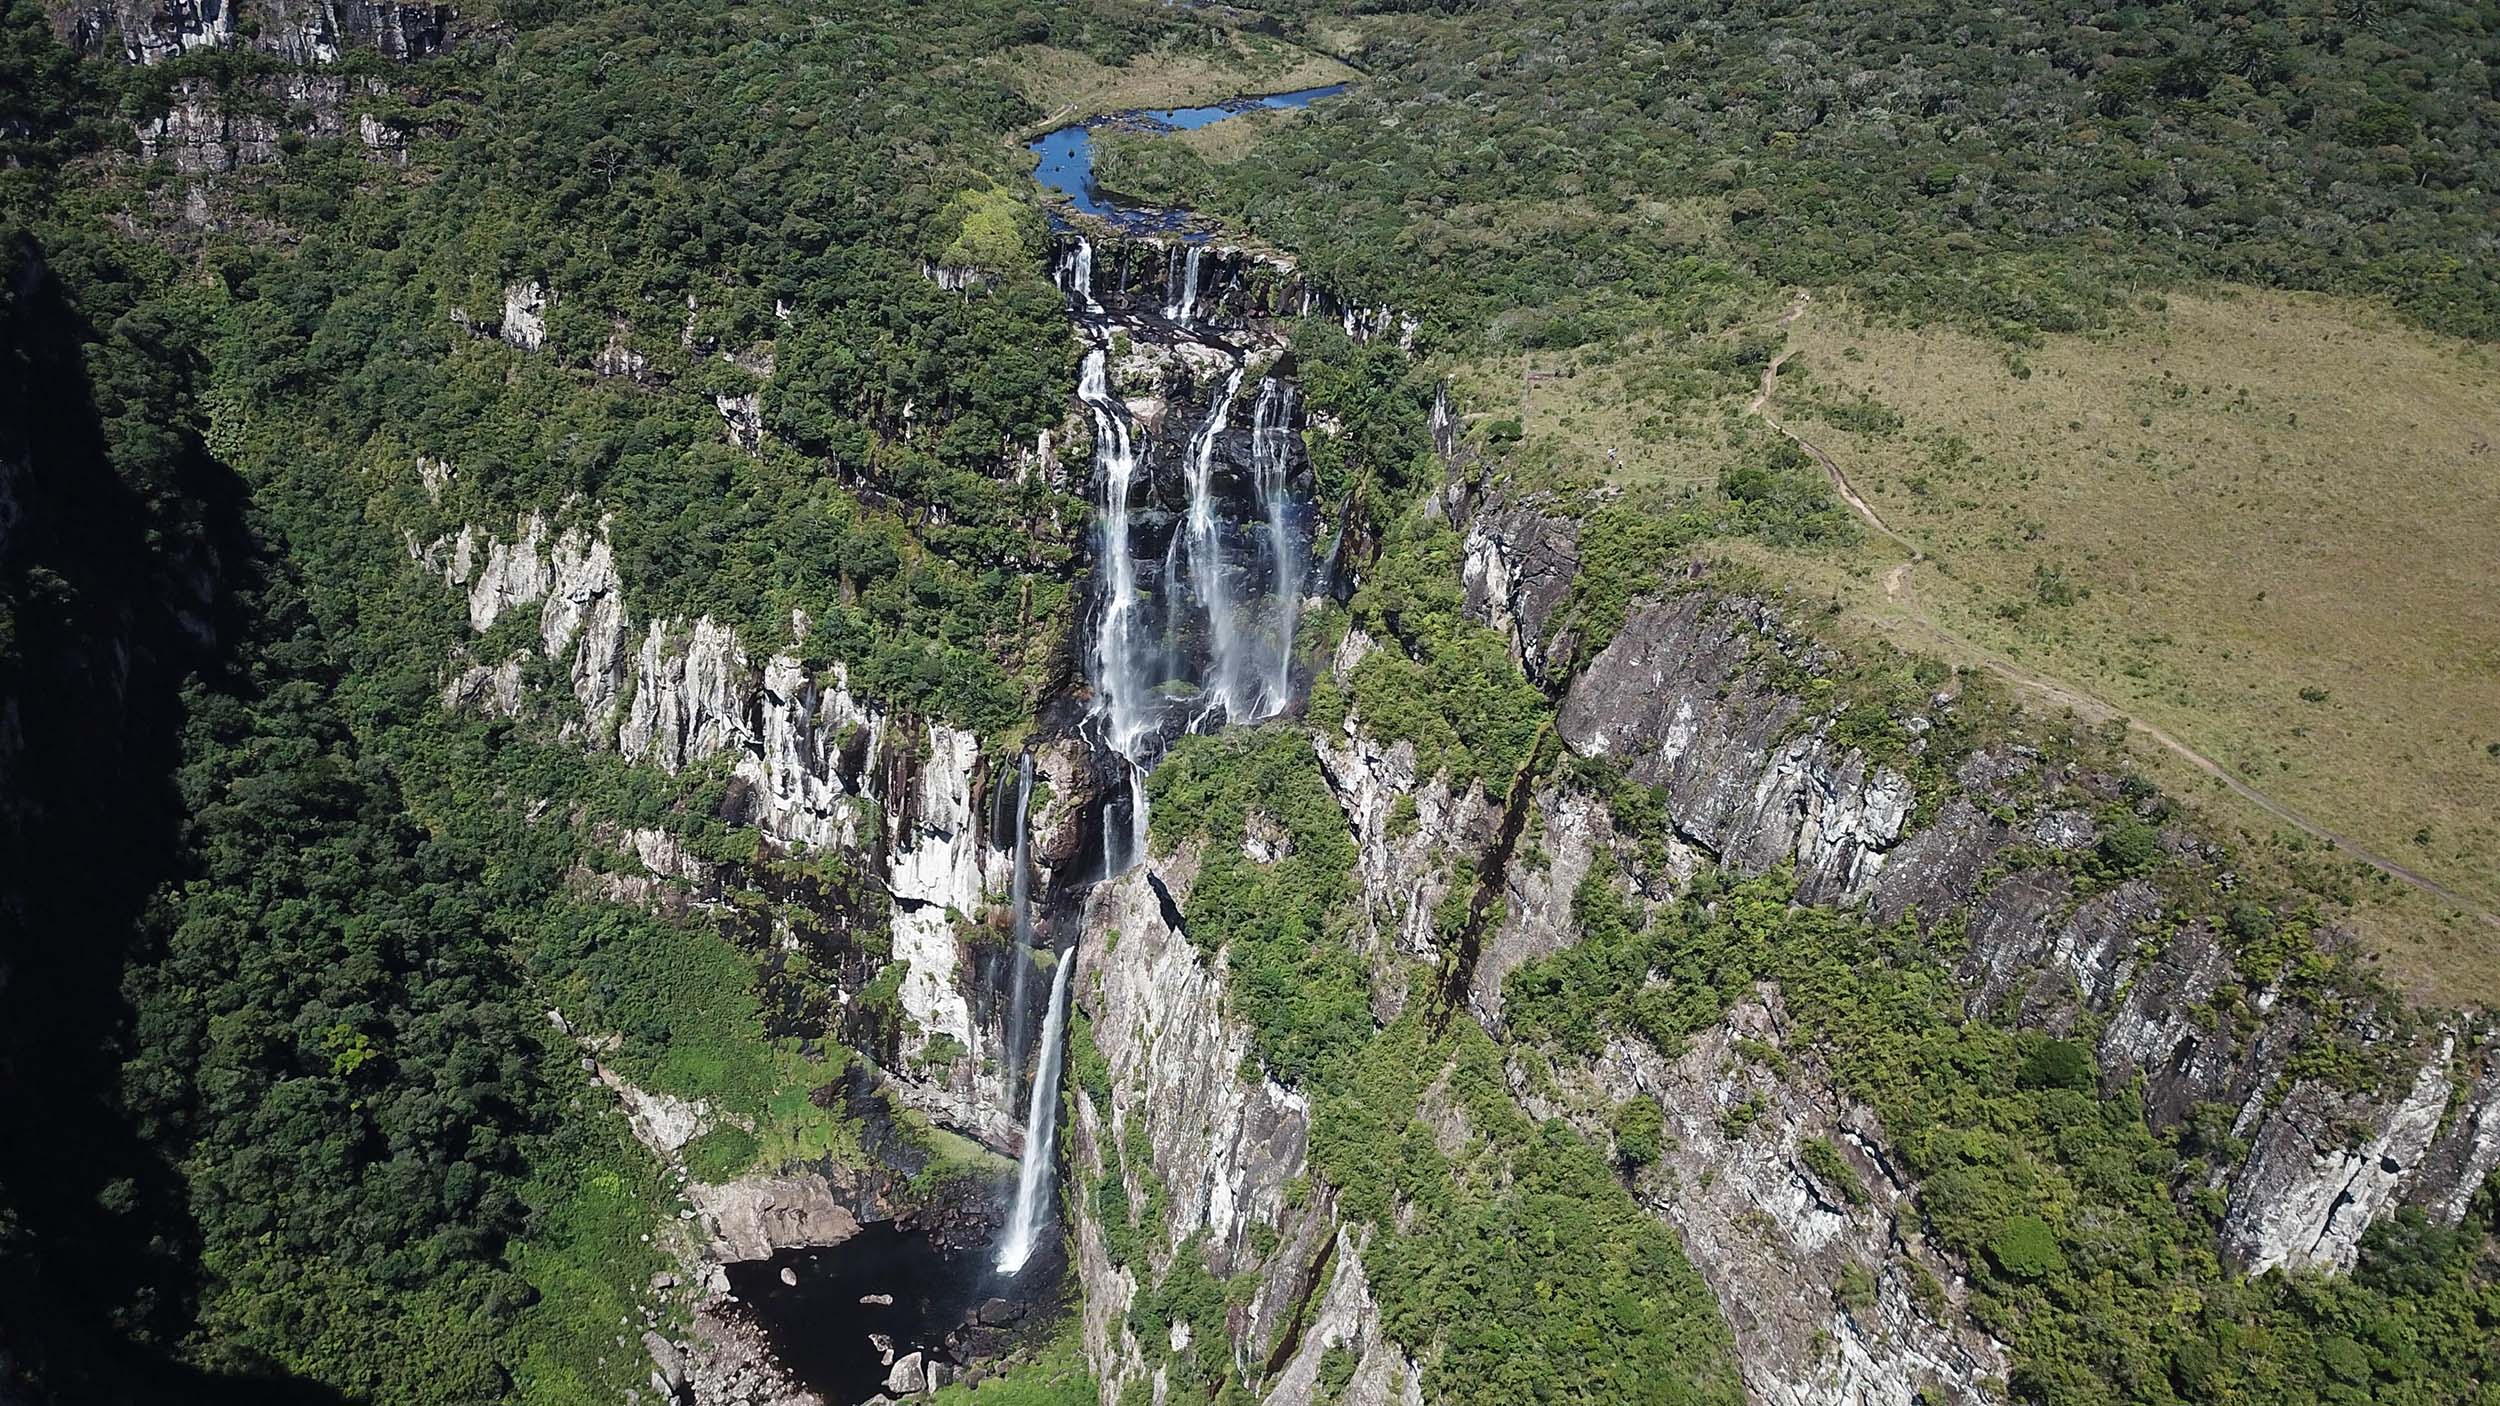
[
  {"left": 1611, "top": 1097, "right": 1666, "bottom": 1169},
  {"left": 1985, "top": 1215, "right": 2066, "bottom": 1281},
  {"left": 1835, "top": 1262, "right": 1877, "bottom": 1311},
  {"left": 2016, "top": 1037, "right": 2097, "bottom": 1092},
  {"left": 2225, "top": 901, "right": 2278, "bottom": 944},
  {"left": 2097, "top": 819, "right": 2162, "bottom": 874},
  {"left": 1800, "top": 1137, "right": 1869, "bottom": 1206}
]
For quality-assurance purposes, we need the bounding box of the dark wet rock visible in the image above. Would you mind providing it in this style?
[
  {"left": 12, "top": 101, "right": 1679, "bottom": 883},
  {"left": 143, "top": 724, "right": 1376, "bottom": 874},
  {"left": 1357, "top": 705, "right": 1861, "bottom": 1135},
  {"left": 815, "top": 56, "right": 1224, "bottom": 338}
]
[{"left": 1458, "top": 488, "right": 1583, "bottom": 685}]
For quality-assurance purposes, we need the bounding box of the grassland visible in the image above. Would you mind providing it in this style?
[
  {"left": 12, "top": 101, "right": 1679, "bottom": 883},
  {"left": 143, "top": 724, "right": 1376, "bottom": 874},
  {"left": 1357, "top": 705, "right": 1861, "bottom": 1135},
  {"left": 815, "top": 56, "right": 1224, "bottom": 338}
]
[
  {"left": 1033, "top": 18, "right": 2500, "bottom": 997},
  {"left": 1442, "top": 284, "right": 2500, "bottom": 1000},
  {"left": 1734, "top": 289, "right": 2500, "bottom": 998}
]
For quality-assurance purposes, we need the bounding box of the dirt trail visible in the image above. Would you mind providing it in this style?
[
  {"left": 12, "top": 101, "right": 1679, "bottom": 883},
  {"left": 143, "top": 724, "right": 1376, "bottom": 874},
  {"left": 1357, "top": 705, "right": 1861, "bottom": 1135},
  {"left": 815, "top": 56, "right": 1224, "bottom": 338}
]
[{"left": 1750, "top": 294, "right": 2500, "bottom": 931}]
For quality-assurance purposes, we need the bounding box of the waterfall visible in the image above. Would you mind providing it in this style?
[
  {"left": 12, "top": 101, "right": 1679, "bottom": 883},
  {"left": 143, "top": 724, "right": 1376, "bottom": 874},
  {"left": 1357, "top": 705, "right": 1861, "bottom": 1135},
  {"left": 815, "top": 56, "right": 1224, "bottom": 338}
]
[
  {"left": 1077, "top": 346, "right": 1152, "bottom": 870},
  {"left": 993, "top": 951, "right": 1072, "bottom": 1275},
  {"left": 998, "top": 754, "right": 1036, "bottom": 1111},
  {"left": 1165, "top": 243, "right": 1202, "bottom": 327},
  {"left": 1068, "top": 236, "right": 1099, "bottom": 313},
  {"left": 1183, "top": 363, "right": 1248, "bottom": 724},
  {"left": 1007, "top": 221, "right": 1323, "bottom": 1279},
  {"left": 1250, "top": 376, "right": 1302, "bottom": 718}
]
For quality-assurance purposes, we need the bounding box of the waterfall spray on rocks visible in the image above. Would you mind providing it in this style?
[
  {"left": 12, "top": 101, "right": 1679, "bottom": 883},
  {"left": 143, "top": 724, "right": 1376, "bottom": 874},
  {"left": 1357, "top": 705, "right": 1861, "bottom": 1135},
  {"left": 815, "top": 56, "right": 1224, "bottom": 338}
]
[
  {"left": 1165, "top": 243, "right": 1202, "bottom": 327},
  {"left": 1071, "top": 237, "right": 1099, "bottom": 313},
  {"left": 1184, "top": 363, "right": 1249, "bottom": 725},
  {"left": 1076, "top": 346, "right": 1154, "bottom": 871}
]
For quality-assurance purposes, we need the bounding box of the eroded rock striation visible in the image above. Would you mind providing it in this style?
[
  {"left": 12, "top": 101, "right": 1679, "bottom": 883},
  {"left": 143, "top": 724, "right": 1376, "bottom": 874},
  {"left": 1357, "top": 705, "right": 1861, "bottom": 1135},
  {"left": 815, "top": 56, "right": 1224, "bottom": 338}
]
[
  {"left": 1066, "top": 860, "right": 1424, "bottom": 1406},
  {"left": 1453, "top": 497, "right": 2500, "bottom": 1285}
]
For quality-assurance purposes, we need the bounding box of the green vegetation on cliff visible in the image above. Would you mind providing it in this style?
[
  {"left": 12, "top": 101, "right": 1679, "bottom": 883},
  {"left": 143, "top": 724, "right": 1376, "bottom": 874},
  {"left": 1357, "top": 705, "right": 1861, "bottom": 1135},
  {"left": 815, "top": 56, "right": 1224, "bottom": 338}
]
[
  {"left": 1149, "top": 728, "right": 1745, "bottom": 1406},
  {"left": 1505, "top": 870, "right": 2500, "bottom": 1405},
  {"left": 0, "top": 0, "right": 1194, "bottom": 1398}
]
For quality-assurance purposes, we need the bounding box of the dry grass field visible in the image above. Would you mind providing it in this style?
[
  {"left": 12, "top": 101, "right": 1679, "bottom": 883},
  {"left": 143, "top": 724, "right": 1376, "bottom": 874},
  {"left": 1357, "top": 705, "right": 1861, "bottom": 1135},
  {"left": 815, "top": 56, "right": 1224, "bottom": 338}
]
[
  {"left": 1443, "top": 284, "right": 2500, "bottom": 999},
  {"left": 1745, "top": 289, "right": 2500, "bottom": 999}
]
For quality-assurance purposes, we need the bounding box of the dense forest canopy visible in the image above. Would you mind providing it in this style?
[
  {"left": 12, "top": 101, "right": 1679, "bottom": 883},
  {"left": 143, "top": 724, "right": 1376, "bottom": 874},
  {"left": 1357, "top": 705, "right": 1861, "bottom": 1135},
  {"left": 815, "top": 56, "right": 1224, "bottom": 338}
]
[
  {"left": 1108, "top": 0, "right": 2500, "bottom": 346},
  {"left": 0, "top": 0, "right": 1198, "bottom": 1398}
]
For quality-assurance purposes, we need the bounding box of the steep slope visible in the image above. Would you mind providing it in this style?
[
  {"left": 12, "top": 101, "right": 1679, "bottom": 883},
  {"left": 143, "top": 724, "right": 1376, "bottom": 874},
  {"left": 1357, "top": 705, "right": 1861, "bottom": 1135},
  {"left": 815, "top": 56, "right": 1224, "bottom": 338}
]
[{"left": 7, "top": 4, "right": 2498, "bottom": 1406}]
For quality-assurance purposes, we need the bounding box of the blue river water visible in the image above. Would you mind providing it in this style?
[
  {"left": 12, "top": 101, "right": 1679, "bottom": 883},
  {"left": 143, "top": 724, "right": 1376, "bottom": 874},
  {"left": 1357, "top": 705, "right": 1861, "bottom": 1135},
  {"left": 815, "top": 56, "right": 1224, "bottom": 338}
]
[{"left": 1028, "top": 84, "right": 1346, "bottom": 234}]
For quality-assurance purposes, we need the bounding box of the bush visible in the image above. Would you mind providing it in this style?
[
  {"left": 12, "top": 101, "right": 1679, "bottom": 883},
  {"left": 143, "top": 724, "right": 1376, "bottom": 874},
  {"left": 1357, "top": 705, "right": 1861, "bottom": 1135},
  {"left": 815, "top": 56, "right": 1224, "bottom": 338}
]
[
  {"left": 1985, "top": 1215, "right": 2066, "bottom": 1282},
  {"left": 1800, "top": 1137, "right": 1868, "bottom": 1206},
  {"left": 2015, "top": 1037, "right": 2096, "bottom": 1092},
  {"left": 683, "top": 1126, "right": 761, "bottom": 1182},
  {"left": 2096, "top": 818, "right": 2162, "bottom": 875},
  {"left": 1835, "top": 1262, "right": 1877, "bottom": 1312},
  {"left": 2225, "top": 901, "right": 2278, "bottom": 944},
  {"left": 1611, "top": 1097, "right": 1665, "bottom": 1169}
]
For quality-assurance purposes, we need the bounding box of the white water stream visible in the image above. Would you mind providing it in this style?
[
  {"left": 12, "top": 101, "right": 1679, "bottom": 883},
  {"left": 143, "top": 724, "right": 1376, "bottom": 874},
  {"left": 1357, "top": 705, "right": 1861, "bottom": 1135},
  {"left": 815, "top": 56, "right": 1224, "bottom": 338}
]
[{"left": 992, "top": 953, "right": 1071, "bottom": 1274}]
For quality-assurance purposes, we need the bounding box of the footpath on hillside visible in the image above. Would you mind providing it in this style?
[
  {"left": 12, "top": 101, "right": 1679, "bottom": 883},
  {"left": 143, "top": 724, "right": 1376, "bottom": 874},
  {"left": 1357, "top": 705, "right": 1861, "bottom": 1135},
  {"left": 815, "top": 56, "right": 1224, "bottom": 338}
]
[{"left": 1750, "top": 293, "right": 2500, "bottom": 933}]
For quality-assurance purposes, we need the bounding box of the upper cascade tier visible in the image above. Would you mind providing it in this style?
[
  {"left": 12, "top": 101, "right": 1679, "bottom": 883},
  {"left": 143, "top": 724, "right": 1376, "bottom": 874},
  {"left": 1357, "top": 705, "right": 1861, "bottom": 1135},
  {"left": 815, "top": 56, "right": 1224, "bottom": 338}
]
[{"left": 1050, "top": 230, "right": 1418, "bottom": 349}]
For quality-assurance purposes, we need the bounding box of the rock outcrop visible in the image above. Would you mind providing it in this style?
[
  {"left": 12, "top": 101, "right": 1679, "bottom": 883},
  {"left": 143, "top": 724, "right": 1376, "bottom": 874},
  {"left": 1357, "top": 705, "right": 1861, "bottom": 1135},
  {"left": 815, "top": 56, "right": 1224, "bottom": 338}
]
[
  {"left": 691, "top": 1174, "right": 864, "bottom": 1264},
  {"left": 1068, "top": 859, "right": 1424, "bottom": 1406},
  {"left": 1553, "top": 589, "right": 1914, "bottom": 904},
  {"left": 1452, "top": 502, "right": 2500, "bottom": 1280},
  {"left": 1526, "top": 992, "right": 2006, "bottom": 1406},
  {"left": 56, "top": 0, "right": 455, "bottom": 66},
  {"left": 1457, "top": 487, "right": 1582, "bottom": 686},
  {"left": 422, "top": 506, "right": 1048, "bottom": 1164},
  {"left": 56, "top": 2, "right": 462, "bottom": 176}
]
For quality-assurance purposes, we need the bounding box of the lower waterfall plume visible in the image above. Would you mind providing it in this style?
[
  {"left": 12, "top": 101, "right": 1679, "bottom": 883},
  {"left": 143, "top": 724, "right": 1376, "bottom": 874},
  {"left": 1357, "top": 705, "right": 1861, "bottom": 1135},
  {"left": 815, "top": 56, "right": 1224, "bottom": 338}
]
[{"left": 993, "top": 953, "right": 1072, "bottom": 1275}]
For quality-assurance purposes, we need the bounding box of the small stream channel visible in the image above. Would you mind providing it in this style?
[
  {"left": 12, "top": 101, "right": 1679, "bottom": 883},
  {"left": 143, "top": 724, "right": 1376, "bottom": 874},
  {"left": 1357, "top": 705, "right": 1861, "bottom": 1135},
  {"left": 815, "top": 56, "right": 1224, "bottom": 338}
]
[{"left": 1027, "top": 85, "right": 1345, "bottom": 231}]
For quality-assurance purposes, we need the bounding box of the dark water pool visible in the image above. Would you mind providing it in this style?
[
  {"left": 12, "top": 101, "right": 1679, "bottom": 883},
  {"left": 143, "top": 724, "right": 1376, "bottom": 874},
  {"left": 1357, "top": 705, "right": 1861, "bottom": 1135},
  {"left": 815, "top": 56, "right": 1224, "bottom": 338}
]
[
  {"left": 1028, "top": 83, "right": 1347, "bottom": 232},
  {"left": 725, "top": 1222, "right": 1060, "bottom": 1404}
]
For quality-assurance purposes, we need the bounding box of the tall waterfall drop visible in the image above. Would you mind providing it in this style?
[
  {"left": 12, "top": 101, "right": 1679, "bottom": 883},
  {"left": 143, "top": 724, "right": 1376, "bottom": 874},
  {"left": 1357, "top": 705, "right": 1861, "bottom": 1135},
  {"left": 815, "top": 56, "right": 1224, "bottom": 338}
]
[
  {"left": 1069, "top": 236, "right": 1099, "bottom": 313},
  {"left": 1165, "top": 243, "right": 1202, "bottom": 327},
  {"left": 1250, "top": 375, "right": 1302, "bottom": 719},
  {"left": 1002, "top": 83, "right": 1342, "bottom": 1293},
  {"left": 1076, "top": 346, "right": 1153, "bottom": 871},
  {"left": 1184, "top": 363, "right": 1249, "bottom": 723},
  {"left": 998, "top": 755, "right": 1036, "bottom": 1110},
  {"left": 993, "top": 951, "right": 1072, "bottom": 1275}
]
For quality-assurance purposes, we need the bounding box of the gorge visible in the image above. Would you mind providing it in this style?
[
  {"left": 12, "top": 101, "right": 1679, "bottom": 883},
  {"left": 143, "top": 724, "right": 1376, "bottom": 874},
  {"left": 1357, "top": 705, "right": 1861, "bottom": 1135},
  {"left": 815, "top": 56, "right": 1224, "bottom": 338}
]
[{"left": 4, "top": 7, "right": 2497, "bottom": 1406}]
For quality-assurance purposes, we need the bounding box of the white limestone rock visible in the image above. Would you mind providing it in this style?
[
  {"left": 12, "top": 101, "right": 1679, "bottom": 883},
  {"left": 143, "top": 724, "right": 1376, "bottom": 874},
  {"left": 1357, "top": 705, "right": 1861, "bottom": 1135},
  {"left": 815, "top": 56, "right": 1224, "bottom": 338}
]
[
  {"left": 467, "top": 513, "right": 552, "bottom": 632},
  {"left": 441, "top": 653, "right": 526, "bottom": 718},
  {"left": 689, "top": 1173, "right": 863, "bottom": 1264},
  {"left": 501, "top": 280, "right": 550, "bottom": 351}
]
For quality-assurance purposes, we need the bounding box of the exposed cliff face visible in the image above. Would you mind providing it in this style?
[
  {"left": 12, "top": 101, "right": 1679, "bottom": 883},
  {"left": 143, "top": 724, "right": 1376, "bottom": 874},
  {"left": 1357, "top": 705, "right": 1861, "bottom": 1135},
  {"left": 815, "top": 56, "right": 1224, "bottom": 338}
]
[
  {"left": 1453, "top": 499, "right": 2500, "bottom": 1282},
  {"left": 421, "top": 506, "right": 1052, "bottom": 1174},
  {"left": 1057, "top": 232, "right": 1417, "bottom": 350},
  {"left": 54, "top": 0, "right": 455, "bottom": 66},
  {"left": 1457, "top": 488, "right": 1581, "bottom": 686},
  {"left": 1067, "top": 487, "right": 2500, "bottom": 1404},
  {"left": 1067, "top": 859, "right": 1424, "bottom": 1406},
  {"left": 1551, "top": 587, "right": 1915, "bottom": 904},
  {"left": 132, "top": 73, "right": 393, "bottom": 174},
  {"left": 55, "top": 1, "right": 464, "bottom": 177},
  {"left": 1524, "top": 992, "right": 2008, "bottom": 1406},
  {"left": 1306, "top": 689, "right": 1508, "bottom": 1019}
]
